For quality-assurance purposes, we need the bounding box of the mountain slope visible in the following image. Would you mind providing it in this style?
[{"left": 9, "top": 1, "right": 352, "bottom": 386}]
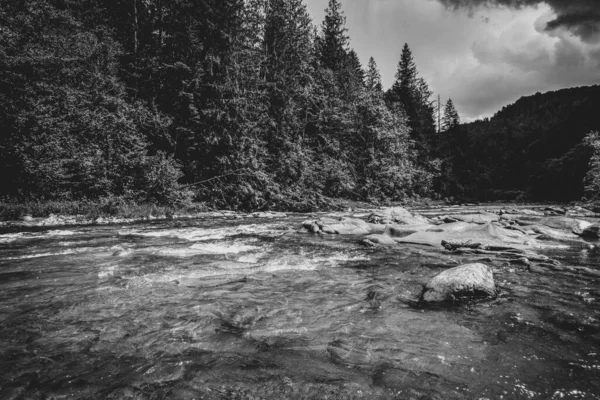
[{"left": 442, "top": 85, "right": 600, "bottom": 201}]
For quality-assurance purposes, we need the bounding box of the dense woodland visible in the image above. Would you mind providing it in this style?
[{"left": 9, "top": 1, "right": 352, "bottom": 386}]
[{"left": 1, "top": 0, "right": 599, "bottom": 211}]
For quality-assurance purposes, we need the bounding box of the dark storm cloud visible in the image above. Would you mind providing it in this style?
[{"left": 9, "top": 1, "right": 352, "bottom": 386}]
[{"left": 436, "top": 0, "right": 600, "bottom": 42}]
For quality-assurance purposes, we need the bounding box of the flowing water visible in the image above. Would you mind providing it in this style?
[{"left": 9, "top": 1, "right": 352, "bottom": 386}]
[{"left": 0, "top": 206, "right": 599, "bottom": 399}]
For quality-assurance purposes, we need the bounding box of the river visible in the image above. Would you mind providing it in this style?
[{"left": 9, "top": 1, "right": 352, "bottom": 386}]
[{"left": 0, "top": 205, "right": 599, "bottom": 399}]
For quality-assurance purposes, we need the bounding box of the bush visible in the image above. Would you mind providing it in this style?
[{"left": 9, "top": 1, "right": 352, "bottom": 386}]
[{"left": 583, "top": 131, "right": 600, "bottom": 201}]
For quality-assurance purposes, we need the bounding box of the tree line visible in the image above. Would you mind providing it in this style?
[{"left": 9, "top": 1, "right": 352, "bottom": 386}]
[
  {"left": 438, "top": 86, "right": 600, "bottom": 202},
  {"left": 0, "top": 0, "right": 467, "bottom": 210},
  {"left": 3, "top": 0, "right": 595, "bottom": 210}
]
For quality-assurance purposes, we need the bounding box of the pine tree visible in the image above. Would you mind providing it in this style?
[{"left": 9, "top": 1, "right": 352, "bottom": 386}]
[
  {"left": 319, "top": 0, "right": 348, "bottom": 72},
  {"left": 442, "top": 98, "right": 461, "bottom": 131},
  {"left": 263, "top": 0, "right": 317, "bottom": 190},
  {"left": 365, "top": 57, "right": 383, "bottom": 93},
  {"left": 347, "top": 49, "right": 365, "bottom": 84},
  {"left": 0, "top": 0, "right": 183, "bottom": 202}
]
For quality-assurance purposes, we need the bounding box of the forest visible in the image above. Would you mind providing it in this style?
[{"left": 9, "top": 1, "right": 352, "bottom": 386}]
[{"left": 1, "top": 0, "right": 599, "bottom": 213}]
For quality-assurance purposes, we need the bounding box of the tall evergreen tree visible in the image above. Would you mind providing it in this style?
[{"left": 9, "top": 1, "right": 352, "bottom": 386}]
[
  {"left": 442, "top": 98, "right": 460, "bottom": 131},
  {"left": 385, "top": 43, "right": 439, "bottom": 194},
  {"left": 318, "top": 0, "right": 348, "bottom": 72},
  {"left": 263, "top": 0, "right": 318, "bottom": 192},
  {"left": 365, "top": 57, "right": 383, "bottom": 93},
  {"left": 0, "top": 0, "right": 183, "bottom": 203}
]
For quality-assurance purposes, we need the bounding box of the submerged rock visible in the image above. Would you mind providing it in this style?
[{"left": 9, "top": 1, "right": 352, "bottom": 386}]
[{"left": 422, "top": 263, "right": 497, "bottom": 303}]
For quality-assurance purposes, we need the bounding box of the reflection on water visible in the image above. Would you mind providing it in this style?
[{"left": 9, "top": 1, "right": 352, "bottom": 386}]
[{"left": 0, "top": 208, "right": 599, "bottom": 399}]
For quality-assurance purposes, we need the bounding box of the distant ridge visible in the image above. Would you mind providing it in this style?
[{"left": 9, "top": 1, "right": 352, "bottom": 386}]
[{"left": 443, "top": 85, "right": 600, "bottom": 201}]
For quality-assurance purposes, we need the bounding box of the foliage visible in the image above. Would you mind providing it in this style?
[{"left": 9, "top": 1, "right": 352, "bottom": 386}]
[
  {"left": 583, "top": 131, "right": 600, "bottom": 200},
  {"left": 442, "top": 99, "right": 460, "bottom": 132},
  {"left": 12, "top": 0, "right": 597, "bottom": 210}
]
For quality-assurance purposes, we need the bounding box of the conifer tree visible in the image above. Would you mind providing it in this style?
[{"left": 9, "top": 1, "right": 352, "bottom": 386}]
[
  {"left": 442, "top": 98, "right": 461, "bottom": 131},
  {"left": 347, "top": 49, "right": 365, "bottom": 84},
  {"left": 263, "top": 0, "right": 317, "bottom": 191},
  {"left": 319, "top": 0, "right": 348, "bottom": 72},
  {"left": 365, "top": 57, "right": 383, "bottom": 93}
]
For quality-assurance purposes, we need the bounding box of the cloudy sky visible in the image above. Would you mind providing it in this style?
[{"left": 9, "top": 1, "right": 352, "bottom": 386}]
[{"left": 304, "top": 0, "right": 600, "bottom": 121}]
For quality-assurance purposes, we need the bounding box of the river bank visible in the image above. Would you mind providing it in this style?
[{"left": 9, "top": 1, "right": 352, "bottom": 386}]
[{"left": 2, "top": 198, "right": 599, "bottom": 229}]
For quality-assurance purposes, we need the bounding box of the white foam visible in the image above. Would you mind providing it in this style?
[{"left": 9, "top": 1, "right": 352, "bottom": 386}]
[
  {"left": 2, "top": 249, "right": 78, "bottom": 260},
  {"left": 0, "top": 233, "right": 24, "bottom": 243},
  {"left": 118, "top": 224, "right": 285, "bottom": 242},
  {"left": 1, "top": 246, "right": 110, "bottom": 260},
  {"left": 0, "top": 230, "right": 79, "bottom": 244},
  {"left": 98, "top": 264, "right": 119, "bottom": 278},
  {"left": 189, "top": 243, "right": 261, "bottom": 254},
  {"left": 237, "top": 253, "right": 263, "bottom": 263},
  {"left": 45, "top": 230, "right": 78, "bottom": 236}
]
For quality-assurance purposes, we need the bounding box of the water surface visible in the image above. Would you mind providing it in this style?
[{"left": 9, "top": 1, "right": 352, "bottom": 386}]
[{"left": 1, "top": 207, "right": 599, "bottom": 399}]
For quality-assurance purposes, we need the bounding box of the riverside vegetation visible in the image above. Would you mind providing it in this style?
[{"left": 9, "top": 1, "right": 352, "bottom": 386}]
[{"left": 2, "top": 0, "right": 600, "bottom": 219}]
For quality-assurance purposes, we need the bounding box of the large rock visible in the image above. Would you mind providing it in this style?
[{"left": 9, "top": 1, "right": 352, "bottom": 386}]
[
  {"left": 368, "top": 207, "right": 429, "bottom": 225},
  {"left": 451, "top": 213, "right": 499, "bottom": 224},
  {"left": 363, "top": 234, "right": 397, "bottom": 246},
  {"left": 580, "top": 224, "right": 600, "bottom": 239},
  {"left": 537, "top": 217, "right": 591, "bottom": 233},
  {"left": 422, "top": 263, "right": 497, "bottom": 303},
  {"left": 303, "top": 217, "right": 373, "bottom": 235},
  {"left": 394, "top": 222, "right": 537, "bottom": 250},
  {"left": 384, "top": 224, "right": 434, "bottom": 238}
]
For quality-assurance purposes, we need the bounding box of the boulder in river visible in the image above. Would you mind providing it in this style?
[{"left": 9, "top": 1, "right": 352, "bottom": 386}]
[
  {"left": 362, "top": 234, "right": 397, "bottom": 246},
  {"left": 580, "top": 224, "right": 600, "bottom": 239},
  {"left": 394, "top": 222, "right": 537, "bottom": 250},
  {"left": 422, "top": 263, "right": 497, "bottom": 303},
  {"left": 368, "top": 207, "right": 429, "bottom": 225},
  {"left": 451, "top": 213, "right": 499, "bottom": 224},
  {"left": 537, "top": 216, "right": 591, "bottom": 233},
  {"left": 302, "top": 217, "right": 374, "bottom": 235}
]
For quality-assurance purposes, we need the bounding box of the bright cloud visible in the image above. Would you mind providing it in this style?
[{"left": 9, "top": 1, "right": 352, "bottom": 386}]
[{"left": 304, "top": 0, "right": 600, "bottom": 121}]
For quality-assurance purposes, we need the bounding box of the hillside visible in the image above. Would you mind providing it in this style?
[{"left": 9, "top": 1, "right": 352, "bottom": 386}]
[{"left": 439, "top": 85, "right": 600, "bottom": 201}]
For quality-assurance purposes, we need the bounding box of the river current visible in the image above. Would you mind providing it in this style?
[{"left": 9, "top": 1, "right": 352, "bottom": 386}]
[{"left": 0, "top": 206, "right": 599, "bottom": 399}]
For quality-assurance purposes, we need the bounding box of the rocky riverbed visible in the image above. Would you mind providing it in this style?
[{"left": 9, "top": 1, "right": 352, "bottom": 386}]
[{"left": 0, "top": 204, "right": 599, "bottom": 399}]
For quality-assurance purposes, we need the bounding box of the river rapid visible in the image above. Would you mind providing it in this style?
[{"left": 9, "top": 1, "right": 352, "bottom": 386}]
[{"left": 0, "top": 205, "right": 599, "bottom": 399}]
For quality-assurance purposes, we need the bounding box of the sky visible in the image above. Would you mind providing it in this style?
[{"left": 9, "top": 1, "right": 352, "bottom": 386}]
[{"left": 304, "top": 0, "right": 600, "bottom": 121}]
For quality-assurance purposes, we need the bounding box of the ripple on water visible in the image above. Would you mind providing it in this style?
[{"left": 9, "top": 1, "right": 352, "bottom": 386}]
[
  {"left": 2, "top": 210, "right": 600, "bottom": 399},
  {"left": 118, "top": 223, "right": 287, "bottom": 242}
]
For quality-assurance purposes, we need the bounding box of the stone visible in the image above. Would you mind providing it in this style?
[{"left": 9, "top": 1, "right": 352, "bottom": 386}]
[
  {"left": 511, "top": 257, "right": 531, "bottom": 267},
  {"left": 537, "top": 217, "right": 591, "bottom": 233},
  {"left": 544, "top": 206, "right": 567, "bottom": 215},
  {"left": 580, "top": 224, "right": 600, "bottom": 239},
  {"left": 451, "top": 213, "right": 499, "bottom": 224},
  {"left": 308, "top": 223, "right": 320, "bottom": 234},
  {"left": 21, "top": 215, "right": 33, "bottom": 222},
  {"left": 252, "top": 211, "right": 287, "bottom": 218},
  {"left": 422, "top": 263, "right": 497, "bottom": 303},
  {"left": 395, "top": 222, "right": 537, "bottom": 250},
  {"left": 363, "top": 234, "right": 397, "bottom": 246},
  {"left": 303, "top": 217, "right": 372, "bottom": 235},
  {"left": 384, "top": 224, "right": 433, "bottom": 238},
  {"left": 368, "top": 207, "right": 429, "bottom": 225},
  {"left": 515, "top": 209, "right": 544, "bottom": 216}
]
